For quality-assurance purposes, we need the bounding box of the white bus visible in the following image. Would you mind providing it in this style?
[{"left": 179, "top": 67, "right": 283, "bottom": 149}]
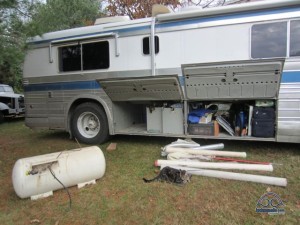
[{"left": 23, "top": 0, "right": 300, "bottom": 144}]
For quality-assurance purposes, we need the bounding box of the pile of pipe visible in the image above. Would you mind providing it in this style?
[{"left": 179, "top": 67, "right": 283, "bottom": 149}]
[{"left": 157, "top": 139, "right": 287, "bottom": 187}]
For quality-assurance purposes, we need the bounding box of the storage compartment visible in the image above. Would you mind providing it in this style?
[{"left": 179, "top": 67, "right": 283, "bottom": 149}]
[
  {"left": 113, "top": 102, "right": 146, "bottom": 134},
  {"left": 147, "top": 107, "right": 162, "bottom": 133},
  {"left": 111, "top": 96, "right": 276, "bottom": 140},
  {"left": 188, "top": 122, "right": 215, "bottom": 136},
  {"left": 187, "top": 100, "right": 276, "bottom": 139},
  {"left": 162, "top": 107, "right": 183, "bottom": 134},
  {"left": 146, "top": 105, "right": 184, "bottom": 134},
  {"left": 113, "top": 101, "right": 184, "bottom": 135}
]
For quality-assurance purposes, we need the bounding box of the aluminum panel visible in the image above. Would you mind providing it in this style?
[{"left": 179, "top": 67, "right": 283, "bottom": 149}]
[
  {"left": 99, "top": 76, "right": 183, "bottom": 101},
  {"left": 184, "top": 60, "right": 282, "bottom": 100},
  {"left": 277, "top": 82, "right": 300, "bottom": 142}
]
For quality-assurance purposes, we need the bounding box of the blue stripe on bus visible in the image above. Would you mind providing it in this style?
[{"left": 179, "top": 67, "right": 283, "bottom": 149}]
[
  {"left": 23, "top": 71, "right": 300, "bottom": 93},
  {"left": 24, "top": 80, "right": 101, "bottom": 92},
  {"left": 281, "top": 71, "right": 300, "bottom": 83},
  {"left": 31, "top": 6, "right": 300, "bottom": 45}
]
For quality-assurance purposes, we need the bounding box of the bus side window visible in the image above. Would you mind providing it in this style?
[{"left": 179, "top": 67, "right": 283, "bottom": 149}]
[
  {"left": 59, "top": 45, "right": 81, "bottom": 72},
  {"left": 82, "top": 41, "right": 109, "bottom": 70},
  {"left": 143, "top": 36, "right": 159, "bottom": 55},
  {"left": 251, "top": 22, "right": 287, "bottom": 59},
  {"left": 58, "top": 41, "right": 110, "bottom": 72},
  {"left": 290, "top": 20, "right": 300, "bottom": 57}
]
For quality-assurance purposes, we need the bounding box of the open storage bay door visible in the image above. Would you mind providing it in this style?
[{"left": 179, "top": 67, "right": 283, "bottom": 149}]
[
  {"left": 183, "top": 60, "right": 284, "bottom": 100},
  {"left": 97, "top": 75, "right": 184, "bottom": 136},
  {"left": 98, "top": 75, "right": 183, "bottom": 101}
]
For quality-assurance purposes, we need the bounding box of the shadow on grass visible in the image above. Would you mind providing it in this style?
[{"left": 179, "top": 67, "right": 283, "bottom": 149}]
[
  {"left": 113, "top": 135, "right": 299, "bottom": 151},
  {"left": 35, "top": 130, "right": 71, "bottom": 142},
  {"left": 1, "top": 116, "right": 24, "bottom": 123},
  {"left": 29, "top": 129, "right": 300, "bottom": 155},
  {"left": 112, "top": 135, "right": 176, "bottom": 145}
]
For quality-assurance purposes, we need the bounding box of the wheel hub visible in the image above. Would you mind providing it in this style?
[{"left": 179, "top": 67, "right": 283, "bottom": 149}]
[{"left": 77, "top": 112, "right": 100, "bottom": 138}]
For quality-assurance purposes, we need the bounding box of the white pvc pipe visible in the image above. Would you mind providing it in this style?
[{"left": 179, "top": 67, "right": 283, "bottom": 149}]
[
  {"left": 155, "top": 160, "right": 273, "bottom": 171},
  {"left": 193, "top": 143, "right": 224, "bottom": 150},
  {"left": 164, "top": 143, "right": 200, "bottom": 148},
  {"left": 161, "top": 165, "right": 287, "bottom": 187},
  {"left": 164, "top": 147, "right": 247, "bottom": 158}
]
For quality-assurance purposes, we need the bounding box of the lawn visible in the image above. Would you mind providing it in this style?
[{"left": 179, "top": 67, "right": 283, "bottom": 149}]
[{"left": 0, "top": 119, "right": 299, "bottom": 225}]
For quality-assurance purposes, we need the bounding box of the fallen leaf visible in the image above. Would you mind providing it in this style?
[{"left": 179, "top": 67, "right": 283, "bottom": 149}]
[{"left": 30, "top": 219, "right": 40, "bottom": 224}]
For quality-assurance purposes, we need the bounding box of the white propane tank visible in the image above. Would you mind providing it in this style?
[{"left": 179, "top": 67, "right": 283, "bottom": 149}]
[{"left": 12, "top": 146, "right": 106, "bottom": 200}]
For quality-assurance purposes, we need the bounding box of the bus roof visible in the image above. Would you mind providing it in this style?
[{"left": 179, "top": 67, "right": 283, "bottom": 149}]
[{"left": 29, "top": 0, "right": 300, "bottom": 45}]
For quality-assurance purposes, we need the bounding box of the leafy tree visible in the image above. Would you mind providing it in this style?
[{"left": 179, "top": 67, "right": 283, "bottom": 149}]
[
  {"left": 0, "top": 0, "right": 38, "bottom": 92},
  {"left": 0, "top": 0, "right": 103, "bottom": 92},
  {"left": 31, "top": 0, "right": 102, "bottom": 34}
]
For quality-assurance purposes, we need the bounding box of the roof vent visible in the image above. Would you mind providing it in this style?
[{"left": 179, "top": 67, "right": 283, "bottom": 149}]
[
  {"left": 152, "top": 4, "right": 171, "bottom": 17},
  {"left": 94, "top": 16, "right": 130, "bottom": 25}
]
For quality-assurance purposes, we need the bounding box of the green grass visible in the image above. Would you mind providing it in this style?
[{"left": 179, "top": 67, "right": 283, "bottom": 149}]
[{"left": 0, "top": 119, "right": 299, "bottom": 225}]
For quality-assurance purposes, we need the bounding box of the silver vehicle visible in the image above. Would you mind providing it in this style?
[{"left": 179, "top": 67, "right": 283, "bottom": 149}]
[
  {"left": 23, "top": 0, "right": 300, "bottom": 144},
  {"left": 0, "top": 84, "right": 25, "bottom": 123}
]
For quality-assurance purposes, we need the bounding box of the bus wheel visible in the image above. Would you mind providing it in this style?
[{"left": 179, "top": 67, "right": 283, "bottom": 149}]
[{"left": 71, "top": 102, "right": 109, "bottom": 144}]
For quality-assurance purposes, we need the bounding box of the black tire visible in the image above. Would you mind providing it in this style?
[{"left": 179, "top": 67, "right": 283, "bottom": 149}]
[
  {"left": 71, "top": 102, "right": 109, "bottom": 144},
  {"left": 0, "top": 111, "right": 4, "bottom": 123}
]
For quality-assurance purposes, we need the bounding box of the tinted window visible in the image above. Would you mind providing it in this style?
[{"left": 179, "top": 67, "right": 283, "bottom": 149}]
[
  {"left": 143, "top": 36, "right": 159, "bottom": 55},
  {"left": 0, "top": 97, "right": 13, "bottom": 107},
  {"left": 290, "top": 20, "right": 300, "bottom": 57},
  {"left": 83, "top": 41, "right": 109, "bottom": 70},
  {"left": 59, "top": 41, "right": 109, "bottom": 72},
  {"left": 251, "top": 22, "right": 287, "bottom": 58},
  {"left": 59, "top": 45, "right": 81, "bottom": 72}
]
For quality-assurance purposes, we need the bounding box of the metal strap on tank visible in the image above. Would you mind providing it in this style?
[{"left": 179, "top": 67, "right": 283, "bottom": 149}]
[{"left": 48, "top": 32, "right": 120, "bottom": 63}]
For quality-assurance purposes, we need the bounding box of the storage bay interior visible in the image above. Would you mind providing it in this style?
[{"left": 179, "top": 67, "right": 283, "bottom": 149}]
[
  {"left": 187, "top": 100, "right": 276, "bottom": 138},
  {"left": 112, "top": 99, "right": 276, "bottom": 138},
  {"left": 112, "top": 101, "right": 184, "bottom": 134}
]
